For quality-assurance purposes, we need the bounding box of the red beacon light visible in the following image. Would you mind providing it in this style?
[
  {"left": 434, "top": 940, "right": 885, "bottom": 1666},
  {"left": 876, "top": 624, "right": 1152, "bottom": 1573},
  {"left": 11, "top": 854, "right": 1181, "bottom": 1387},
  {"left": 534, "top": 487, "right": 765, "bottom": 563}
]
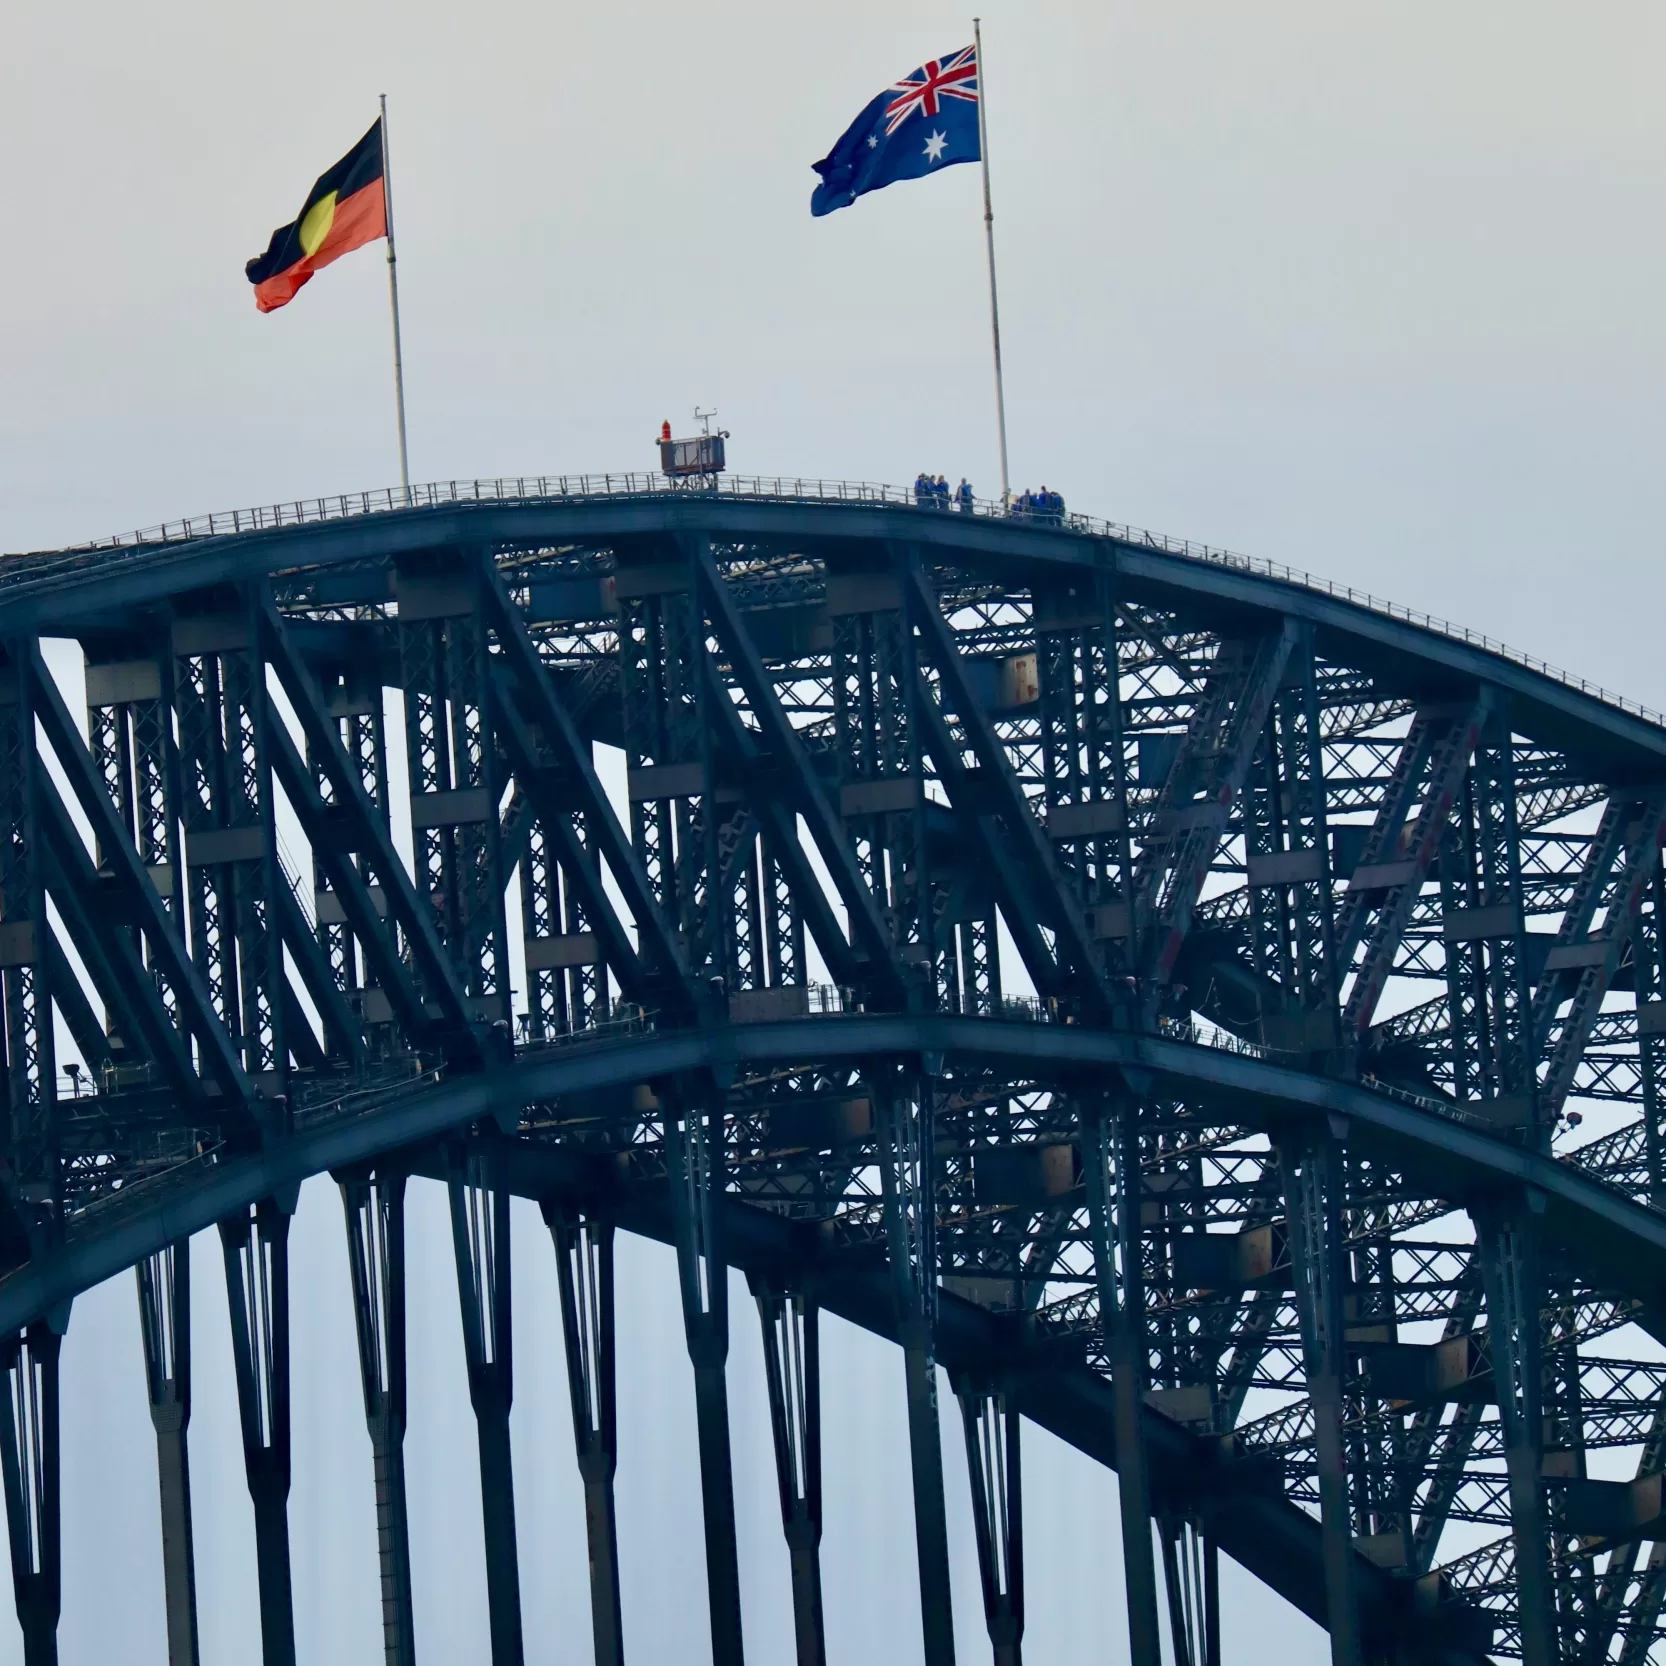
[{"left": 660, "top": 420, "right": 672, "bottom": 442}]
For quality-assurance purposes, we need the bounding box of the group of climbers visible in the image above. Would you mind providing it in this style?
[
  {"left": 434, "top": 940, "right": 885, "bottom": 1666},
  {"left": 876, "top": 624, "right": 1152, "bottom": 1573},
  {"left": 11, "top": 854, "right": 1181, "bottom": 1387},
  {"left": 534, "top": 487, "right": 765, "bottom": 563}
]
[
  {"left": 914, "top": 472, "right": 975, "bottom": 509},
  {"left": 913, "top": 473, "right": 978, "bottom": 511},
  {"left": 1015, "top": 486, "right": 1066, "bottom": 523},
  {"left": 911, "top": 474, "right": 1066, "bottom": 523}
]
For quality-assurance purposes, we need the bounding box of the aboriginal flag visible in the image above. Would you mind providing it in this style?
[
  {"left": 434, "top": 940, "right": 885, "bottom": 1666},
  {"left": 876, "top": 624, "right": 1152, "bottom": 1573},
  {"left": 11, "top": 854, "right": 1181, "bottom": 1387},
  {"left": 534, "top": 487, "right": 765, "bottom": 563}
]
[{"left": 245, "top": 121, "right": 387, "bottom": 312}]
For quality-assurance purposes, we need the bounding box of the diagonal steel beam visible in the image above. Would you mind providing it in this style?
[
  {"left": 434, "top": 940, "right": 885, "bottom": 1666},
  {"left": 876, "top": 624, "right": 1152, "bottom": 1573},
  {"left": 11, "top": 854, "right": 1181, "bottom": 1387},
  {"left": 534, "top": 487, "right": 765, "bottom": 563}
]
[
  {"left": 478, "top": 557, "right": 693, "bottom": 1013},
  {"left": 276, "top": 982, "right": 325, "bottom": 1074},
  {"left": 1526, "top": 793, "right": 1632, "bottom": 1053},
  {"left": 271, "top": 885, "right": 360, "bottom": 1067},
  {"left": 902, "top": 560, "right": 1118, "bottom": 1019},
  {"left": 690, "top": 538, "right": 908, "bottom": 1005},
  {"left": 1617, "top": 1546, "right": 1666, "bottom": 1666},
  {"left": 1406, "top": 1270, "right": 1486, "bottom": 1575},
  {"left": 37, "top": 777, "right": 211, "bottom": 1110},
  {"left": 42, "top": 939, "right": 109, "bottom": 1077},
  {"left": 1134, "top": 625, "right": 1298, "bottom": 993},
  {"left": 689, "top": 650, "right": 875, "bottom": 994},
  {"left": 29, "top": 649, "right": 251, "bottom": 1108},
  {"left": 1341, "top": 696, "right": 1490, "bottom": 1042},
  {"left": 259, "top": 600, "right": 476, "bottom": 1044},
  {"left": 488, "top": 682, "right": 656, "bottom": 1005},
  {"left": 1414, "top": 1402, "right": 1485, "bottom": 1575},
  {"left": 1584, "top": 1397, "right": 1666, "bottom": 1663},
  {"left": 1534, "top": 793, "right": 1666, "bottom": 1123},
  {"left": 627, "top": 619, "right": 856, "bottom": 1000},
  {"left": 262, "top": 718, "right": 433, "bottom": 1043},
  {"left": 909, "top": 680, "right": 1071, "bottom": 1003},
  {"left": 1331, "top": 711, "right": 1446, "bottom": 970}
]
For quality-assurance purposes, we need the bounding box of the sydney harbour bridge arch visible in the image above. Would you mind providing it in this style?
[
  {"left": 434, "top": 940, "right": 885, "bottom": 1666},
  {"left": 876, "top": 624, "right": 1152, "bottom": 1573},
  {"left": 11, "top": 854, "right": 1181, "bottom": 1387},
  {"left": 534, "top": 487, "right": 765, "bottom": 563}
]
[{"left": 0, "top": 473, "right": 1660, "bottom": 1666}]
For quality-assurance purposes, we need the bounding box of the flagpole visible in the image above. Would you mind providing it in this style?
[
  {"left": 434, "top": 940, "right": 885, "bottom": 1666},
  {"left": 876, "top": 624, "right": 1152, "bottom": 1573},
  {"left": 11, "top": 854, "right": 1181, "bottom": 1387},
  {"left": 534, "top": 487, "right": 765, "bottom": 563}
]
[
  {"left": 972, "top": 18, "right": 1011, "bottom": 507},
  {"left": 379, "top": 93, "right": 412, "bottom": 508}
]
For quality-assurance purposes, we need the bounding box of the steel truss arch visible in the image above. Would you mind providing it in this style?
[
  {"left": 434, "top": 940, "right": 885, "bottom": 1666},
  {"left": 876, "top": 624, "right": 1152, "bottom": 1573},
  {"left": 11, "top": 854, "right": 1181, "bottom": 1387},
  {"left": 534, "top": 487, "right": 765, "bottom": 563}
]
[{"left": 0, "top": 482, "right": 1660, "bottom": 1665}]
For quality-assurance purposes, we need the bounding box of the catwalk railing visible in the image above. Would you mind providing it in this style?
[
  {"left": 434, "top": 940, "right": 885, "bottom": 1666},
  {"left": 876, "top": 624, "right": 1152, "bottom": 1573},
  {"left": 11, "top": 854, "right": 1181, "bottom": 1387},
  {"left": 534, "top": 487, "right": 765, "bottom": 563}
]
[{"left": 9, "top": 469, "right": 1663, "bottom": 732}]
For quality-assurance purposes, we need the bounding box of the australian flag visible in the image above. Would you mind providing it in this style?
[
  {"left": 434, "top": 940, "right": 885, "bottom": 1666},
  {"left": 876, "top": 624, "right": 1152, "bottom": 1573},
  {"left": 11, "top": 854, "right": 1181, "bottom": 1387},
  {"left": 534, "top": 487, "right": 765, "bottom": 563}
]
[{"left": 811, "top": 44, "right": 980, "bottom": 216}]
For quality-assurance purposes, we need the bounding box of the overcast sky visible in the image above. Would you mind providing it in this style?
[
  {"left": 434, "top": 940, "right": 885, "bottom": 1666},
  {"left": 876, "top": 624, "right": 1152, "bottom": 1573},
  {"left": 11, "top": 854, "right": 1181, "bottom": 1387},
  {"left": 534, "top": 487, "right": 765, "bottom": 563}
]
[{"left": 2, "top": 2, "right": 1663, "bottom": 1662}]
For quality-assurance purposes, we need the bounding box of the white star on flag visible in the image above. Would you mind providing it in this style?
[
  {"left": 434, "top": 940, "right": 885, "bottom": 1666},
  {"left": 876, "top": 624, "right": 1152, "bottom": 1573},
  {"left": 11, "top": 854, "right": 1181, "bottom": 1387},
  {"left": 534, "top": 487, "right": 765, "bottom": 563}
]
[{"left": 923, "top": 129, "right": 948, "bottom": 163}]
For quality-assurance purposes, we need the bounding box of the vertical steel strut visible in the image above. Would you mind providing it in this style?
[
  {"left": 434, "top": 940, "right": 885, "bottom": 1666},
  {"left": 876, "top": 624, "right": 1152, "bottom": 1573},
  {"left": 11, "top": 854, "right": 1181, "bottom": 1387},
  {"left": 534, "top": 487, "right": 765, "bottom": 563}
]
[
  {"left": 0, "top": 648, "right": 57, "bottom": 1230},
  {"left": 138, "top": 1244, "right": 198, "bottom": 1666},
  {"left": 220, "top": 1198, "right": 295, "bottom": 1666},
  {"left": 1440, "top": 708, "right": 1535, "bottom": 1130},
  {"left": 174, "top": 599, "right": 288, "bottom": 1101},
  {"left": 396, "top": 568, "right": 511, "bottom": 1022},
  {"left": 0, "top": 1320, "right": 62, "bottom": 1666},
  {"left": 953, "top": 1378, "right": 1024, "bottom": 1666},
  {"left": 1081, "top": 1091, "right": 1163, "bottom": 1666},
  {"left": 829, "top": 568, "right": 937, "bottom": 1008},
  {"left": 1637, "top": 859, "right": 1666, "bottom": 1207},
  {"left": 544, "top": 1203, "right": 625, "bottom": 1666},
  {"left": 877, "top": 1065, "right": 956, "bottom": 1666},
  {"left": 1478, "top": 1204, "right": 1556, "bottom": 1666},
  {"left": 341, "top": 1171, "right": 416, "bottom": 1666},
  {"left": 751, "top": 1275, "right": 824, "bottom": 1666},
  {"left": 306, "top": 652, "right": 388, "bottom": 1061},
  {"left": 1034, "top": 570, "right": 1135, "bottom": 989},
  {"left": 1242, "top": 628, "right": 1339, "bottom": 1055},
  {"left": 1201, "top": 1523, "right": 1220, "bottom": 1666},
  {"left": 448, "top": 1145, "right": 523, "bottom": 1666},
  {"left": 616, "top": 547, "right": 725, "bottom": 983},
  {"left": 1278, "top": 1131, "right": 1363, "bottom": 1666},
  {"left": 1158, "top": 1514, "right": 1220, "bottom": 1666},
  {"left": 666, "top": 1081, "right": 745, "bottom": 1666}
]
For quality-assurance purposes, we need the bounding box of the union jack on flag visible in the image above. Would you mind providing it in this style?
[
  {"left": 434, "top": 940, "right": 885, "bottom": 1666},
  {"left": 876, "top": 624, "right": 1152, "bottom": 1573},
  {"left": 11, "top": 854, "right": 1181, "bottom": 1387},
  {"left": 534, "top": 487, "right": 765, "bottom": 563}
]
[
  {"left": 810, "top": 41, "right": 984, "bottom": 217},
  {"left": 884, "top": 44, "right": 979, "bottom": 137}
]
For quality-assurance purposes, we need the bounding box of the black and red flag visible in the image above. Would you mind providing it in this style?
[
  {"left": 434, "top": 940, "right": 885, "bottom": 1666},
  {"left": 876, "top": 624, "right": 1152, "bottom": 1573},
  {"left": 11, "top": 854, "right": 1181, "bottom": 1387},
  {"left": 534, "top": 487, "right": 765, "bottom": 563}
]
[{"left": 245, "top": 120, "right": 387, "bottom": 312}]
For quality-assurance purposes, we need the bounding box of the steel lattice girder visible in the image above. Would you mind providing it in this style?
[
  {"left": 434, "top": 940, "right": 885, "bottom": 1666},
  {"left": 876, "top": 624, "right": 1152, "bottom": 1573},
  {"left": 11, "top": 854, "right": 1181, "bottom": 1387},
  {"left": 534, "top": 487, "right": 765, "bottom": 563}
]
[{"left": 2, "top": 489, "right": 1666, "bottom": 1664}]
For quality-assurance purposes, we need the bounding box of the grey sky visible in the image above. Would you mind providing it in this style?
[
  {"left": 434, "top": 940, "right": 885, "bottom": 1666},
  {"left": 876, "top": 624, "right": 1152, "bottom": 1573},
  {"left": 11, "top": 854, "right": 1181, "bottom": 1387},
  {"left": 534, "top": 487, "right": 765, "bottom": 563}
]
[{"left": 1, "top": 1, "right": 1662, "bottom": 1661}]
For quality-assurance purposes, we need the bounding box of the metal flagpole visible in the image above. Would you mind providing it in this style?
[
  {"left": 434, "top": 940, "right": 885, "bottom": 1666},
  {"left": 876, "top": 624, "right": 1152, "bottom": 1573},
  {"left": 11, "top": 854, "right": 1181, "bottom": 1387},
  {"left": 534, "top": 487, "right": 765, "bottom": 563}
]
[
  {"left": 379, "top": 93, "right": 412, "bottom": 507},
  {"left": 972, "top": 18, "right": 1011, "bottom": 507}
]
